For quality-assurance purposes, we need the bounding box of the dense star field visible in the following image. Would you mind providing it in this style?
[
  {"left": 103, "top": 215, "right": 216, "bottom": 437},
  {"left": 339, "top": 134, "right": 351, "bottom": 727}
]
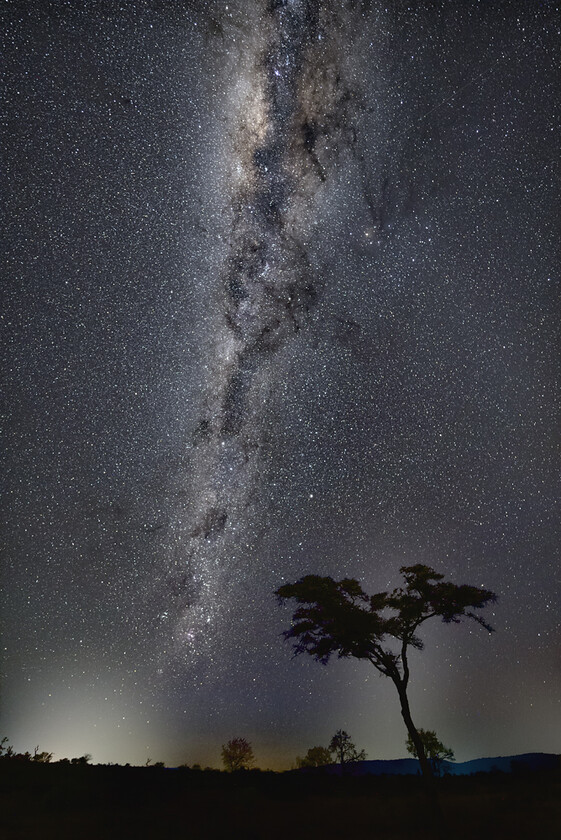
[{"left": 2, "top": 0, "right": 560, "bottom": 769}]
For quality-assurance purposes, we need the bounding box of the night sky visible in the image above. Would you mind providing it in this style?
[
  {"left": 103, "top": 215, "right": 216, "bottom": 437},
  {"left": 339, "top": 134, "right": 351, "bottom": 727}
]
[{"left": 2, "top": 0, "right": 560, "bottom": 770}]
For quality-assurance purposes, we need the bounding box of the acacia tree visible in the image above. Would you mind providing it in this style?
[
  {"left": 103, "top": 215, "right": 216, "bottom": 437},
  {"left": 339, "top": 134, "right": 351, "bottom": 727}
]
[
  {"left": 221, "top": 738, "right": 254, "bottom": 771},
  {"left": 276, "top": 564, "right": 496, "bottom": 782},
  {"left": 406, "top": 729, "right": 454, "bottom": 777}
]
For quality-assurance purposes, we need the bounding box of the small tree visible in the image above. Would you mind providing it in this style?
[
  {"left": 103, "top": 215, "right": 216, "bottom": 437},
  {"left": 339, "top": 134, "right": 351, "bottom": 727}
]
[
  {"left": 276, "top": 564, "right": 496, "bottom": 784},
  {"left": 221, "top": 738, "right": 254, "bottom": 771},
  {"left": 296, "top": 745, "right": 332, "bottom": 768},
  {"left": 328, "top": 730, "right": 366, "bottom": 770},
  {"left": 406, "top": 729, "right": 454, "bottom": 777}
]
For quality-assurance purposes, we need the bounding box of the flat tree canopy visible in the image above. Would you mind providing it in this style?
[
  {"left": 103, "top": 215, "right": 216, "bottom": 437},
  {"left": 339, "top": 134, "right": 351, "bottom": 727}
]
[{"left": 276, "top": 564, "right": 496, "bottom": 782}]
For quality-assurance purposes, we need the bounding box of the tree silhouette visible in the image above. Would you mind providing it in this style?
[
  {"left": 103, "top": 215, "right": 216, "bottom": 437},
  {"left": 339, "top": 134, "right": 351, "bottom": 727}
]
[
  {"left": 221, "top": 738, "right": 254, "bottom": 771},
  {"left": 328, "top": 730, "right": 366, "bottom": 771},
  {"left": 406, "top": 728, "right": 454, "bottom": 777},
  {"left": 70, "top": 754, "right": 91, "bottom": 765},
  {"left": 296, "top": 745, "right": 333, "bottom": 768},
  {"left": 276, "top": 564, "right": 496, "bottom": 783}
]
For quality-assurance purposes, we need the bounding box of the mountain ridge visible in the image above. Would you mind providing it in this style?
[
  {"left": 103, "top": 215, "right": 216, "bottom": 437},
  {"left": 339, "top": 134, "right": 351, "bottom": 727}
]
[{"left": 313, "top": 752, "right": 560, "bottom": 776}]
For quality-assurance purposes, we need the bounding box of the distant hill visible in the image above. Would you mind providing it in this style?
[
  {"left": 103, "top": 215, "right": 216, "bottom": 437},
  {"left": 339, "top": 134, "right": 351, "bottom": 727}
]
[
  {"left": 316, "top": 753, "right": 560, "bottom": 776},
  {"left": 442, "top": 753, "right": 560, "bottom": 776}
]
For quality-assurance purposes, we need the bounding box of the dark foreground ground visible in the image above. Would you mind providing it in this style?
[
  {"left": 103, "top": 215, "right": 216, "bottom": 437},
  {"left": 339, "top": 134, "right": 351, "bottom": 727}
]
[{"left": 1, "top": 762, "right": 560, "bottom": 839}]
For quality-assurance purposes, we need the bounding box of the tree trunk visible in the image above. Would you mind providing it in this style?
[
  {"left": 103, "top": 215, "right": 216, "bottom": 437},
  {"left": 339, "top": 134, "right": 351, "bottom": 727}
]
[
  {"left": 396, "top": 683, "right": 433, "bottom": 781},
  {"left": 395, "top": 680, "right": 445, "bottom": 839}
]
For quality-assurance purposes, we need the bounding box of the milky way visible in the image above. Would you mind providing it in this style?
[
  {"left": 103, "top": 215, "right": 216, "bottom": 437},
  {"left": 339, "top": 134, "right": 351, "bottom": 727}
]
[{"left": 166, "top": 0, "right": 364, "bottom": 659}]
